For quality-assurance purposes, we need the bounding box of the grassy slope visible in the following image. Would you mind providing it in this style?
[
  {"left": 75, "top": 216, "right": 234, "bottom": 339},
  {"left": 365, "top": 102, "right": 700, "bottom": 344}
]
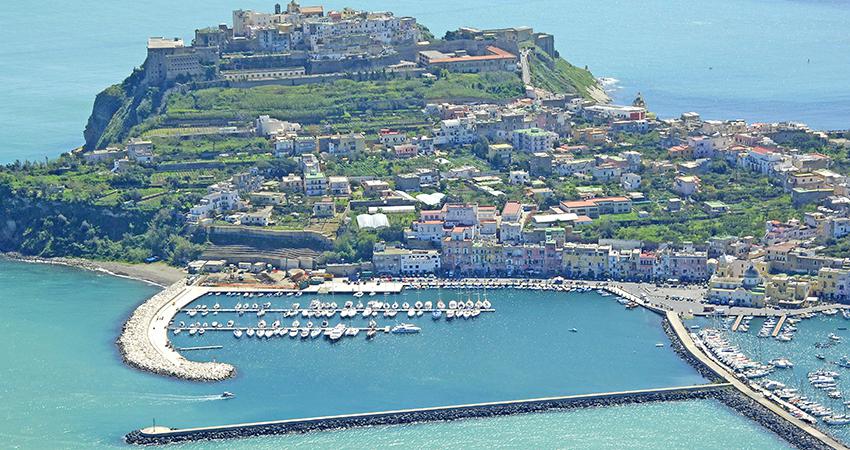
[
  {"left": 526, "top": 46, "right": 600, "bottom": 99},
  {"left": 134, "top": 72, "right": 524, "bottom": 137}
]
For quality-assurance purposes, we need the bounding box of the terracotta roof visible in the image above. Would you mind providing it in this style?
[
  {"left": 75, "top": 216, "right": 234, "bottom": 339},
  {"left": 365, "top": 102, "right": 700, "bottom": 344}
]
[{"left": 429, "top": 46, "right": 516, "bottom": 64}]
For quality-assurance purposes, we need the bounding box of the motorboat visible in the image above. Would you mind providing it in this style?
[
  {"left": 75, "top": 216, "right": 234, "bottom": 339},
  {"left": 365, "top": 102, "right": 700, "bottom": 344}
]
[
  {"left": 432, "top": 310, "right": 442, "bottom": 320},
  {"left": 233, "top": 329, "right": 243, "bottom": 338},
  {"left": 221, "top": 392, "right": 235, "bottom": 399},
  {"left": 391, "top": 323, "right": 421, "bottom": 334},
  {"left": 246, "top": 328, "right": 255, "bottom": 337}
]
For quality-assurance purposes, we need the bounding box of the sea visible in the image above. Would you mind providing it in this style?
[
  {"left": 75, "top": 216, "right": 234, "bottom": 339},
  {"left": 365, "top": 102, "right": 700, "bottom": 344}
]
[
  {"left": 2, "top": 0, "right": 850, "bottom": 163},
  {"left": 0, "top": 258, "right": 788, "bottom": 448}
]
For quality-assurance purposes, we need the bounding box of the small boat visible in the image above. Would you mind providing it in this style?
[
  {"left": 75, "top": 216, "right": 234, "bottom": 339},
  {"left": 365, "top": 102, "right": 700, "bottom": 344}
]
[
  {"left": 391, "top": 323, "right": 421, "bottom": 334},
  {"left": 655, "top": 343, "right": 665, "bottom": 348},
  {"left": 432, "top": 310, "right": 442, "bottom": 320},
  {"left": 221, "top": 392, "right": 236, "bottom": 399},
  {"left": 816, "top": 354, "right": 826, "bottom": 360},
  {"left": 246, "top": 328, "right": 255, "bottom": 337},
  {"left": 569, "top": 328, "right": 578, "bottom": 333},
  {"left": 353, "top": 291, "right": 364, "bottom": 298},
  {"left": 233, "top": 329, "right": 243, "bottom": 338}
]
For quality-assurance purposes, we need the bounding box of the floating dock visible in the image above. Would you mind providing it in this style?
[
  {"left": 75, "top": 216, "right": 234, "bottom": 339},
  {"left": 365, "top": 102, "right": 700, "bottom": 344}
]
[{"left": 176, "top": 345, "right": 223, "bottom": 351}]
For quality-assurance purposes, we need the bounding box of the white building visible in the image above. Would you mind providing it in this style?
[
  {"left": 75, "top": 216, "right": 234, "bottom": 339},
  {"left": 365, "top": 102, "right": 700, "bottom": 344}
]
[{"left": 433, "top": 118, "right": 477, "bottom": 146}]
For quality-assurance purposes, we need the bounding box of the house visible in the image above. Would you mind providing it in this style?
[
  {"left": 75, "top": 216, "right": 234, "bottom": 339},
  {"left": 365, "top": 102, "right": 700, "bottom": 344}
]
[
  {"left": 126, "top": 139, "right": 154, "bottom": 163},
  {"left": 673, "top": 175, "right": 701, "bottom": 196},
  {"left": 303, "top": 171, "right": 328, "bottom": 196},
  {"left": 280, "top": 174, "right": 303, "bottom": 192},
  {"left": 249, "top": 191, "right": 286, "bottom": 206},
  {"left": 328, "top": 176, "right": 351, "bottom": 196},
  {"left": 512, "top": 128, "right": 557, "bottom": 153},
  {"left": 394, "top": 173, "right": 421, "bottom": 191},
  {"left": 433, "top": 117, "right": 476, "bottom": 146},
  {"left": 591, "top": 163, "right": 621, "bottom": 182},
  {"left": 509, "top": 170, "right": 530, "bottom": 185},
  {"left": 373, "top": 244, "right": 441, "bottom": 275},
  {"left": 703, "top": 200, "right": 729, "bottom": 215},
  {"left": 559, "top": 197, "right": 632, "bottom": 219},
  {"left": 487, "top": 143, "right": 514, "bottom": 165},
  {"left": 84, "top": 147, "right": 125, "bottom": 163},
  {"left": 394, "top": 143, "right": 419, "bottom": 158},
  {"left": 668, "top": 144, "right": 693, "bottom": 159},
  {"left": 312, "top": 197, "right": 336, "bottom": 218},
  {"left": 379, "top": 129, "right": 407, "bottom": 146},
  {"left": 241, "top": 206, "right": 273, "bottom": 226},
  {"left": 620, "top": 173, "right": 641, "bottom": 191},
  {"left": 362, "top": 179, "right": 391, "bottom": 196},
  {"left": 742, "top": 146, "right": 783, "bottom": 174},
  {"left": 327, "top": 133, "right": 365, "bottom": 155}
]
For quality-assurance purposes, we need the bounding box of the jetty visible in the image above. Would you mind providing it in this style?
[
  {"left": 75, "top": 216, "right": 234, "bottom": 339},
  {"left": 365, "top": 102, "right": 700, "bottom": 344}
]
[
  {"left": 772, "top": 315, "right": 787, "bottom": 337},
  {"left": 116, "top": 281, "right": 235, "bottom": 381},
  {"left": 731, "top": 315, "right": 744, "bottom": 332},
  {"left": 666, "top": 311, "right": 846, "bottom": 450},
  {"left": 126, "top": 383, "right": 730, "bottom": 445}
]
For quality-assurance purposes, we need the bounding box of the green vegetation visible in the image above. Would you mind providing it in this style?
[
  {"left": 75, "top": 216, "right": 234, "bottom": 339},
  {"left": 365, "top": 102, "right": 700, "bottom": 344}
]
[
  {"left": 526, "top": 46, "right": 599, "bottom": 99},
  {"left": 84, "top": 68, "right": 164, "bottom": 151},
  {"left": 149, "top": 72, "right": 522, "bottom": 138}
]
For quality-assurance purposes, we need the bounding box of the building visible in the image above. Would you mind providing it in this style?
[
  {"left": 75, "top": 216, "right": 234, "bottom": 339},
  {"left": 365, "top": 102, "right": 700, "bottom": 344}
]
[
  {"left": 418, "top": 46, "right": 517, "bottom": 73},
  {"left": 373, "top": 244, "right": 441, "bottom": 275},
  {"left": 126, "top": 139, "right": 154, "bottom": 163},
  {"left": 673, "top": 175, "right": 701, "bottom": 196},
  {"left": 328, "top": 176, "right": 351, "bottom": 196},
  {"left": 312, "top": 197, "right": 336, "bottom": 218},
  {"left": 303, "top": 171, "right": 328, "bottom": 196},
  {"left": 144, "top": 37, "right": 218, "bottom": 84},
  {"left": 512, "top": 128, "right": 557, "bottom": 153},
  {"left": 559, "top": 197, "right": 632, "bottom": 219},
  {"left": 433, "top": 117, "right": 476, "bottom": 146},
  {"left": 487, "top": 143, "right": 513, "bottom": 165},
  {"left": 241, "top": 206, "right": 274, "bottom": 226}
]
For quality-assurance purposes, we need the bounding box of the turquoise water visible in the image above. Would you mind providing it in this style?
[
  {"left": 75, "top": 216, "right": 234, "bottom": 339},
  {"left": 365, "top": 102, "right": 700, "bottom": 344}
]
[
  {"left": 173, "top": 400, "right": 792, "bottom": 450},
  {"left": 0, "top": 257, "right": 788, "bottom": 448},
  {"left": 709, "top": 314, "right": 850, "bottom": 445},
  {"left": 2, "top": 0, "right": 850, "bottom": 162}
]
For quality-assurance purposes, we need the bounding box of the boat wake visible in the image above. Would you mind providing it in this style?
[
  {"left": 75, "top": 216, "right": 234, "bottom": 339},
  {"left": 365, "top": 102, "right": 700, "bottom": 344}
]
[{"left": 132, "top": 393, "right": 230, "bottom": 403}]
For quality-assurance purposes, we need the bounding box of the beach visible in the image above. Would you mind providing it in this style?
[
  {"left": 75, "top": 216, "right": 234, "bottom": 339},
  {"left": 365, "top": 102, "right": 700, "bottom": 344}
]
[{"left": 2, "top": 253, "right": 185, "bottom": 287}]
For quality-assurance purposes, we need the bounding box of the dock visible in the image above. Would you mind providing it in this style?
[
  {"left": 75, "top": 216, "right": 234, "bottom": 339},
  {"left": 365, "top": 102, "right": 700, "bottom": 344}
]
[
  {"left": 772, "top": 315, "right": 787, "bottom": 337},
  {"left": 177, "top": 345, "right": 223, "bottom": 351},
  {"left": 731, "top": 315, "right": 744, "bottom": 331},
  {"left": 126, "top": 383, "right": 731, "bottom": 445}
]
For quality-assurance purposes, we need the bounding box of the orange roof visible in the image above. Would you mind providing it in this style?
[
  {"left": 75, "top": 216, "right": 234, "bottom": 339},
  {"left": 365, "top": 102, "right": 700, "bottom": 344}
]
[
  {"left": 429, "top": 46, "right": 516, "bottom": 64},
  {"left": 502, "top": 201, "right": 521, "bottom": 216}
]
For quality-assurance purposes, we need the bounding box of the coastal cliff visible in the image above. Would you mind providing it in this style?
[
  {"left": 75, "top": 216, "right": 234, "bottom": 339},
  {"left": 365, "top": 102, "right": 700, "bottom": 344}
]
[{"left": 83, "top": 68, "right": 162, "bottom": 150}]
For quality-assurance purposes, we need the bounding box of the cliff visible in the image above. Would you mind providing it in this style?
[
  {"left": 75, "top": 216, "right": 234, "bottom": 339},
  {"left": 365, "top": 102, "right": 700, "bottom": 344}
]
[
  {"left": 527, "top": 46, "right": 610, "bottom": 103},
  {"left": 83, "top": 68, "right": 162, "bottom": 150}
]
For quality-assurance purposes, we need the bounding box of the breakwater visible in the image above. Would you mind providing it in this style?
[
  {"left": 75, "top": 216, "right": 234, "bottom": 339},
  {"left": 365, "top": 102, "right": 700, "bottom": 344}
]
[
  {"left": 116, "top": 281, "right": 234, "bottom": 382},
  {"left": 663, "top": 312, "right": 845, "bottom": 450},
  {"left": 125, "top": 384, "right": 730, "bottom": 445}
]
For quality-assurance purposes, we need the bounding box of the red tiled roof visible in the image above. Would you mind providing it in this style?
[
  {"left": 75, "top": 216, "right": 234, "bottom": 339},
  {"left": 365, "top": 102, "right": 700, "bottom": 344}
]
[{"left": 429, "top": 46, "right": 516, "bottom": 64}]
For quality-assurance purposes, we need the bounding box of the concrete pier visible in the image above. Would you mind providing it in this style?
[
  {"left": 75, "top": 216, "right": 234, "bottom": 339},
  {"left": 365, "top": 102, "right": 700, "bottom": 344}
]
[
  {"left": 772, "top": 316, "right": 787, "bottom": 337},
  {"left": 665, "top": 312, "right": 846, "bottom": 450},
  {"left": 126, "top": 384, "right": 731, "bottom": 445},
  {"left": 731, "top": 315, "right": 744, "bottom": 331}
]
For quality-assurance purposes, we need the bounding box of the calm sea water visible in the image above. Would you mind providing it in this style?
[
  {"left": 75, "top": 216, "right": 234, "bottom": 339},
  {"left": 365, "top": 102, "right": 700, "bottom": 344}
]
[
  {"left": 0, "top": 258, "right": 786, "bottom": 448},
  {"left": 708, "top": 314, "right": 850, "bottom": 446},
  {"left": 2, "top": 0, "right": 850, "bottom": 163}
]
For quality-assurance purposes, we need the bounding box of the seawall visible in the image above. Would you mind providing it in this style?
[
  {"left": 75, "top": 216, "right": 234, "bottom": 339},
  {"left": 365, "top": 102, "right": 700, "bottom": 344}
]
[
  {"left": 116, "top": 281, "right": 235, "bottom": 382},
  {"left": 126, "top": 384, "right": 730, "bottom": 445},
  {"left": 663, "top": 312, "right": 845, "bottom": 450}
]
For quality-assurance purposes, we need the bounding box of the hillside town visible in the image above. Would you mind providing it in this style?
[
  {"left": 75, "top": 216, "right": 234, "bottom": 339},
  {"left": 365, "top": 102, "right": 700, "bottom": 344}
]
[{"left": 16, "top": 3, "right": 850, "bottom": 313}]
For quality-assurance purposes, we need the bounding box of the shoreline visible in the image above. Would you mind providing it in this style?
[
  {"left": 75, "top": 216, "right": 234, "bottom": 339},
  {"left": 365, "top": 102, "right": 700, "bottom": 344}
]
[{"left": 2, "top": 253, "right": 185, "bottom": 287}]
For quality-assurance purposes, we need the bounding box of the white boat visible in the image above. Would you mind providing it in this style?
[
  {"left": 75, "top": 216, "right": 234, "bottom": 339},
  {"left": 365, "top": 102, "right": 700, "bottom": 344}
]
[
  {"left": 233, "top": 329, "right": 243, "bottom": 338},
  {"left": 353, "top": 291, "right": 364, "bottom": 298},
  {"left": 310, "top": 328, "right": 322, "bottom": 339},
  {"left": 173, "top": 328, "right": 182, "bottom": 335},
  {"left": 246, "top": 328, "right": 255, "bottom": 337},
  {"left": 226, "top": 320, "right": 235, "bottom": 327},
  {"left": 391, "top": 323, "right": 421, "bottom": 334},
  {"left": 432, "top": 310, "right": 442, "bottom": 320},
  {"left": 407, "top": 308, "right": 416, "bottom": 318},
  {"left": 221, "top": 392, "right": 236, "bottom": 399}
]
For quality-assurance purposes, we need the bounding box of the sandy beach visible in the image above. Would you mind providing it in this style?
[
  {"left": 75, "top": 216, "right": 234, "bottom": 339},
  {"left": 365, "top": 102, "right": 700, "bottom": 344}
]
[{"left": 2, "top": 253, "right": 185, "bottom": 287}]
